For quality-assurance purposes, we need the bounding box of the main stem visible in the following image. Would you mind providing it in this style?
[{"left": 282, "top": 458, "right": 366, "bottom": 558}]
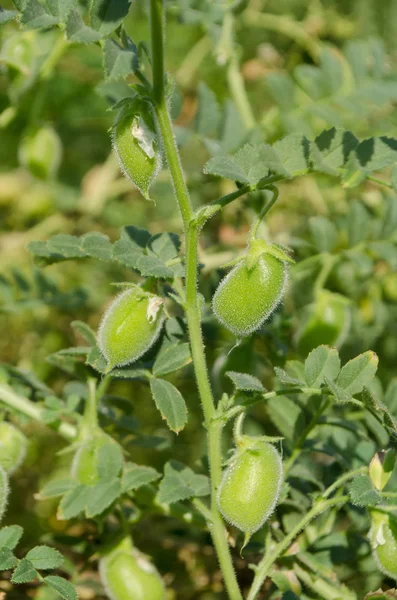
[{"left": 149, "top": 2, "right": 242, "bottom": 598}]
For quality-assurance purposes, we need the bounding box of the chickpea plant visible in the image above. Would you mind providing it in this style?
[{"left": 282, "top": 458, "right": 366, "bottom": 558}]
[{"left": 1, "top": 1, "right": 397, "bottom": 600}]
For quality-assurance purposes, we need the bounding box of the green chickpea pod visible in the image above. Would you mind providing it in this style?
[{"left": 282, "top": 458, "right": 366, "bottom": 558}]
[
  {"left": 212, "top": 239, "right": 290, "bottom": 337},
  {"left": 98, "top": 288, "right": 165, "bottom": 372},
  {"left": 70, "top": 432, "right": 113, "bottom": 486},
  {"left": 112, "top": 104, "right": 162, "bottom": 200},
  {"left": 99, "top": 536, "right": 165, "bottom": 600},
  {"left": 217, "top": 414, "right": 283, "bottom": 548}
]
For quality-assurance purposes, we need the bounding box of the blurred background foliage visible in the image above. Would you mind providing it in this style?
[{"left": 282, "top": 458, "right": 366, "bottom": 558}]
[{"left": 0, "top": 0, "right": 397, "bottom": 598}]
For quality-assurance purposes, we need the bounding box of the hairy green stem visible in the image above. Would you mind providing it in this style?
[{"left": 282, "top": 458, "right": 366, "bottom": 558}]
[
  {"left": 149, "top": 3, "right": 242, "bottom": 598},
  {"left": 0, "top": 383, "right": 76, "bottom": 441},
  {"left": 247, "top": 495, "right": 349, "bottom": 600},
  {"left": 226, "top": 386, "right": 323, "bottom": 420},
  {"left": 246, "top": 464, "right": 366, "bottom": 599},
  {"left": 322, "top": 466, "right": 367, "bottom": 499},
  {"left": 293, "top": 563, "right": 349, "bottom": 600},
  {"left": 249, "top": 185, "right": 279, "bottom": 241},
  {"left": 367, "top": 175, "right": 393, "bottom": 189},
  {"left": 199, "top": 176, "right": 284, "bottom": 224}
]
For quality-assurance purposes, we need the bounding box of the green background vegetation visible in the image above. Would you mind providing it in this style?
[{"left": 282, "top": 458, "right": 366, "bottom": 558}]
[{"left": 1, "top": 0, "right": 397, "bottom": 598}]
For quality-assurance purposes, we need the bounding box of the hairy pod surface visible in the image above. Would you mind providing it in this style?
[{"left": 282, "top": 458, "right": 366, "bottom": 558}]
[
  {"left": 0, "top": 422, "right": 27, "bottom": 474},
  {"left": 0, "top": 466, "right": 9, "bottom": 522},
  {"left": 212, "top": 252, "right": 288, "bottom": 337},
  {"left": 98, "top": 288, "right": 164, "bottom": 371},
  {"left": 99, "top": 537, "right": 165, "bottom": 600},
  {"left": 370, "top": 511, "right": 397, "bottom": 580},
  {"left": 297, "top": 290, "right": 350, "bottom": 355},
  {"left": 217, "top": 440, "right": 283, "bottom": 536},
  {"left": 112, "top": 106, "right": 161, "bottom": 200},
  {"left": 71, "top": 433, "right": 111, "bottom": 486}
]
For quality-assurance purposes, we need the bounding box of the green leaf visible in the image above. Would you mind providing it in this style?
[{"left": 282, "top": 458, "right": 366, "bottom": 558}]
[
  {"left": 0, "top": 525, "right": 23, "bottom": 550},
  {"left": 11, "top": 558, "right": 38, "bottom": 583},
  {"left": 337, "top": 351, "right": 378, "bottom": 395},
  {"left": 361, "top": 387, "right": 397, "bottom": 433},
  {"left": 147, "top": 232, "right": 181, "bottom": 262},
  {"left": 27, "top": 240, "right": 64, "bottom": 266},
  {"left": 356, "top": 136, "right": 397, "bottom": 172},
  {"left": 113, "top": 226, "right": 148, "bottom": 269},
  {"left": 310, "top": 128, "right": 358, "bottom": 176},
  {"left": 47, "top": 234, "right": 86, "bottom": 259},
  {"left": 86, "top": 346, "right": 108, "bottom": 373},
  {"left": 137, "top": 254, "right": 173, "bottom": 278},
  {"left": 58, "top": 484, "right": 89, "bottom": 520},
  {"left": 272, "top": 134, "right": 310, "bottom": 177},
  {"left": 274, "top": 367, "right": 304, "bottom": 387},
  {"left": 267, "top": 395, "right": 304, "bottom": 440},
  {"left": 349, "top": 475, "right": 381, "bottom": 507},
  {"left": 26, "top": 546, "right": 63, "bottom": 570},
  {"left": 85, "top": 478, "right": 121, "bottom": 517},
  {"left": 71, "top": 320, "right": 97, "bottom": 346},
  {"left": 40, "top": 478, "right": 75, "bottom": 498},
  {"left": 0, "top": 8, "right": 18, "bottom": 24},
  {"left": 89, "top": 0, "right": 131, "bottom": 36},
  {"left": 225, "top": 371, "right": 265, "bottom": 392},
  {"left": 203, "top": 143, "right": 277, "bottom": 184},
  {"left": 324, "top": 376, "right": 353, "bottom": 404},
  {"left": 81, "top": 232, "right": 113, "bottom": 260},
  {"left": 0, "top": 547, "right": 18, "bottom": 570},
  {"left": 44, "top": 575, "right": 78, "bottom": 600},
  {"left": 304, "top": 346, "right": 341, "bottom": 388},
  {"left": 153, "top": 343, "right": 192, "bottom": 377},
  {"left": 157, "top": 460, "right": 210, "bottom": 504},
  {"left": 66, "top": 9, "right": 102, "bottom": 43},
  {"left": 46, "top": 0, "right": 76, "bottom": 20},
  {"left": 343, "top": 136, "right": 397, "bottom": 187},
  {"left": 20, "top": 0, "right": 58, "bottom": 29},
  {"left": 97, "top": 443, "right": 123, "bottom": 480},
  {"left": 103, "top": 38, "right": 139, "bottom": 81},
  {"left": 149, "top": 379, "right": 188, "bottom": 433},
  {"left": 121, "top": 463, "right": 160, "bottom": 493},
  {"left": 12, "top": 0, "right": 27, "bottom": 10}
]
